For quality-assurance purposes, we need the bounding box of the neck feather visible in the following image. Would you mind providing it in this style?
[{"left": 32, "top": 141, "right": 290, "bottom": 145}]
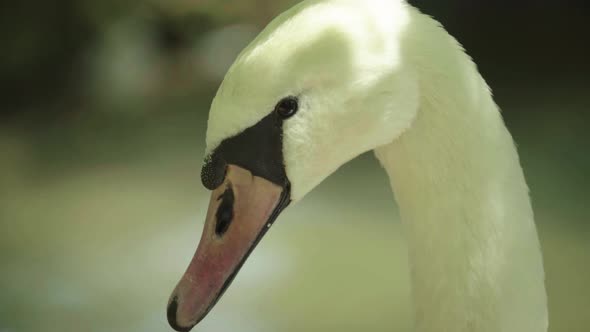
[{"left": 374, "top": 12, "right": 548, "bottom": 332}]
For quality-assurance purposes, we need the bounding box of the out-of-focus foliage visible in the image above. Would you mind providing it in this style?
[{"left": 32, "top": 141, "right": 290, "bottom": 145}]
[{"left": 0, "top": 0, "right": 301, "bottom": 118}]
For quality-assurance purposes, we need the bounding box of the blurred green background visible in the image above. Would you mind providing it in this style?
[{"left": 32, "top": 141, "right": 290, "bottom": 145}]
[{"left": 0, "top": 1, "right": 588, "bottom": 331}]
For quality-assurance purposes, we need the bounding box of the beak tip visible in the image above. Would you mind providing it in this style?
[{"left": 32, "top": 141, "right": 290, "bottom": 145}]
[{"left": 167, "top": 296, "right": 196, "bottom": 332}]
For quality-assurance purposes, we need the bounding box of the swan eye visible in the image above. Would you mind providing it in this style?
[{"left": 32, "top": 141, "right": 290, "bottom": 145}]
[{"left": 275, "top": 96, "right": 299, "bottom": 119}]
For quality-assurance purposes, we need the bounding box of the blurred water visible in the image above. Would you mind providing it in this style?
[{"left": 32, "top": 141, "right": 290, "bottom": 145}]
[{"left": 0, "top": 114, "right": 588, "bottom": 331}]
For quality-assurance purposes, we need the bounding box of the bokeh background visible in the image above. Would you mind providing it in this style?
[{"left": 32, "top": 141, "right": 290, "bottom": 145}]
[{"left": 1, "top": 0, "right": 588, "bottom": 331}]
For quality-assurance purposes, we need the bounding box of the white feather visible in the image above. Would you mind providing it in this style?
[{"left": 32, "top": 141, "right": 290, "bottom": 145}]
[{"left": 205, "top": 1, "right": 548, "bottom": 331}]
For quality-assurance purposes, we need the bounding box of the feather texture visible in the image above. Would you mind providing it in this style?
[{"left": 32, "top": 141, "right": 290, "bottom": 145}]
[{"left": 206, "top": 1, "right": 548, "bottom": 331}]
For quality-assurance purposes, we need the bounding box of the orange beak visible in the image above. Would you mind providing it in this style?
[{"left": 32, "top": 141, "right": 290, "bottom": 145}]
[{"left": 167, "top": 165, "right": 290, "bottom": 331}]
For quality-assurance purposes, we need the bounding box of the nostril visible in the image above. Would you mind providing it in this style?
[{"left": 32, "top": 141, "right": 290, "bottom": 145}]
[
  {"left": 167, "top": 296, "right": 194, "bottom": 332},
  {"left": 215, "top": 185, "right": 235, "bottom": 236}
]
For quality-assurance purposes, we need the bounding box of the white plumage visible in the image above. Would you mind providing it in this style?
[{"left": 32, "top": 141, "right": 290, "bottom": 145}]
[{"left": 205, "top": 0, "right": 548, "bottom": 331}]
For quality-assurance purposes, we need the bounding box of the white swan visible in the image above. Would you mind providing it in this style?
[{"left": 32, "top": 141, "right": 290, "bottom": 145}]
[{"left": 167, "top": 1, "right": 548, "bottom": 331}]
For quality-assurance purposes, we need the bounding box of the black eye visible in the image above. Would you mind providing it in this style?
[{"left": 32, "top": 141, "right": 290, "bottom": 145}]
[{"left": 275, "top": 96, "right": 299, "bottom": 119}]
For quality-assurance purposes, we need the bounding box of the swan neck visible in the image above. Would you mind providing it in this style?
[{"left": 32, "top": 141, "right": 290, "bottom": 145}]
[{"left": 374, "top": 48, "right": 548, "bottom": 332}]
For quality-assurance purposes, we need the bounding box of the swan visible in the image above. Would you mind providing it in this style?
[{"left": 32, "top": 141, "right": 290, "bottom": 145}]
[{"left": 167, "top": 0, "right": 548, "bottom": 331}]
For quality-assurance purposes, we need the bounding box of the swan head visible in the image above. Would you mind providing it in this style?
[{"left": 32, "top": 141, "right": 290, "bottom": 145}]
[{"left": 168, "top": 1, "right": 419, "bottom": 330}]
